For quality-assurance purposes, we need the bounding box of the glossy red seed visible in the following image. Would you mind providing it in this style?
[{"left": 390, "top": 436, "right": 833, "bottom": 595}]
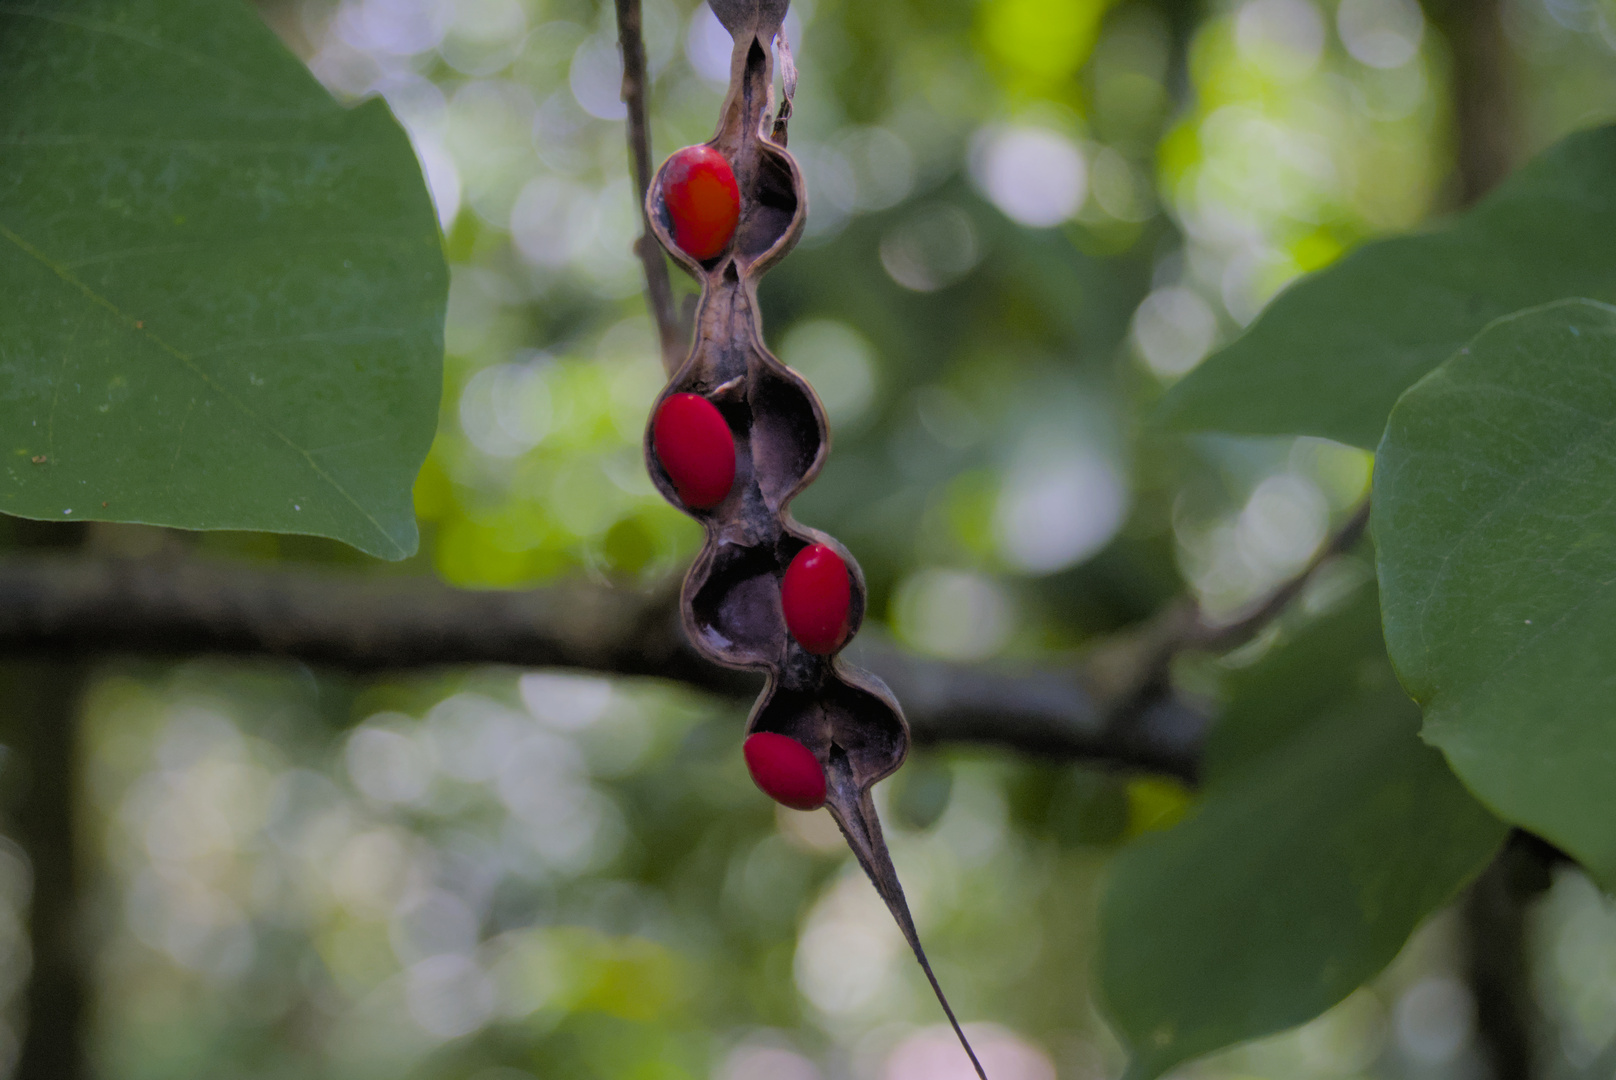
[
  {"left": 653, "top": 393, "right": 735, "bottom": 509},
  {"left": 744, "top": 732, "right": 827, "bottom": 810},
  {"left": 662, "top": 145, "right": 740, "bottom": 261},
  {"left": 781, "top": 543, "right": 852, "bottom": 655}
]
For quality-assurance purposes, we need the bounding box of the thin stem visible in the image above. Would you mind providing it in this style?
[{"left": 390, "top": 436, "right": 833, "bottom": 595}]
[
  {"left": 1191, "top": 497, "right": 1373, "bottom": 653},
  {"left": 1094, "top": 497, "right": 1373, "bottom": 737},
  {"left": 910, "top": 939, "right": 988, "bottom": 1080},
  {"left": 614, "top": 0, "right": 682, "bottom": 373}
]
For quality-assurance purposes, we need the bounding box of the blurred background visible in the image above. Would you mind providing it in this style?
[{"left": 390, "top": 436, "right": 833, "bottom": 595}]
[{"left": 6, "top": 0, "right": 1616, "bottom": 1076}]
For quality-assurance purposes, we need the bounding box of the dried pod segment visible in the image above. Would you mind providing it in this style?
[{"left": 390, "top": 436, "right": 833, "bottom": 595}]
[{"left": 640, "top": 4, "right": 987, "bottom": 1076}]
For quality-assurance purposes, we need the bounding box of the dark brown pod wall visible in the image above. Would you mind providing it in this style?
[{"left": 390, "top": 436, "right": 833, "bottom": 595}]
[{"left": 640, "top": 2, "right": 988, "bottom": 1077}]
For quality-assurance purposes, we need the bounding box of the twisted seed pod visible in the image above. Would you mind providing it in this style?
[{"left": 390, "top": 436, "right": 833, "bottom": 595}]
[{"left": 642, "top": 5, "right": 986, "bottom": 1076}]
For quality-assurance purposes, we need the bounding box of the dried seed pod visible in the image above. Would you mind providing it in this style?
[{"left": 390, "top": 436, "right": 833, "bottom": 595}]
[{"left": 641, "top": 5, "right": 987, "bottom": 1076}]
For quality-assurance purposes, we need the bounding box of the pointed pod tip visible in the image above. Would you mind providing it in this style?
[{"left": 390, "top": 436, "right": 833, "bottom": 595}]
[{"left": 823, "top": 779, "right": 988, "bottom": 1079}]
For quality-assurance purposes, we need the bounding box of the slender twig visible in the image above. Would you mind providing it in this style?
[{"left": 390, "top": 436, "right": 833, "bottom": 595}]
[
  {"left": 614, "top": 0, "right": 682, "bottom": 373},
  {"left": 1190, "top": 497, "right": 1372, "bottom": 653},
  {"left": 0, "top": 501, "right": 1376, "bottom": 780},
  {"left": 1077, "top": 497, "right": 1373, "bottom": 742}
]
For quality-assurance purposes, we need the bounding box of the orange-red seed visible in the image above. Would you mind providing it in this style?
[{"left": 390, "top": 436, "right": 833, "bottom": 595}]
[
  {"left": 781, "top": 543, "right": 852, "bottom": 655},
  {"left": 653, "top": 393, "right": 735, "bottom": 510},
  {"left": 662, "top": 145, "right": 740, "bottom": 261},
  {"left": 744, "top": 732, "right": 827, "bottom": 810}
]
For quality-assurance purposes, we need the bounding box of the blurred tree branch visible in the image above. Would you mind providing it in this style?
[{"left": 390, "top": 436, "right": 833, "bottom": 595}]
[
  {"left": 1073, "top": 499, "right": 1372, "bottom": 735},
  {"left": 1185, "top": 498, "right": 1372, "bottom": 653},
  {"left": 3, "top": 513, "right": 93, "bottom": 1080},
  {"left": 0, "top": 552, "right": 1204, "bottom": 779},
  {"left": 0, "top": 497, "right": 1375, "bottom": 783},
  {"left": 1425, "top": 0, "right": 1518, "bottom": 202},
  {"left": 5, "top": 662, "right": 90, "bottom": 1080},
  {"left": 1463, "top": 832, "right": 1558, "bottom": 1080}
]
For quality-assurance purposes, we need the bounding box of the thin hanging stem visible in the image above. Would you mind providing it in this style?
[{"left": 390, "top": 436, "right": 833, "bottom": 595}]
[
  {"left": 1189, "top": 497, "right": 1372, "bottom": 652},
  {"left": 614, "top": 0, "right": 682, "bottom": 373}
]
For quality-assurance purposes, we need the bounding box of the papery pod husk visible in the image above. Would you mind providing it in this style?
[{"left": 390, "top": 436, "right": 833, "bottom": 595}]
[{"left": 640, "top": 5, "right": 986, "bottom": 1076}]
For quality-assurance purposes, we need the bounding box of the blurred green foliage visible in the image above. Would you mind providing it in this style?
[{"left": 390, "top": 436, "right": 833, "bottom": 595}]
[
  {"left": 8, "top": 0, "right": 1616, "bottom": 1078},
  {"left": 1160, "top": 124, "right": 1616, "bottom": 447}
]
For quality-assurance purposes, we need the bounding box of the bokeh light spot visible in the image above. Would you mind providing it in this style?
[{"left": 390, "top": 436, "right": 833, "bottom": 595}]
[
  {"left": 972, "top": 126, "right": 1087, "bottom": 228},
  {"left": 995, "top": 439, "right": 1127, "bottom": 574},
  {"left": 885, "top": 1024, "right": 1055, "bottom": 1080},
  {"left": 1132, "top": 286, "right": 1218, "bottom": 377},
  {"left": 1337, "top": 0, "right": 1424, "bottom": 69},
  {"left": 1234, "top": 0, "right": 1326, "bottom": 79},
  {"left": 779, "top": 319, "right": 879, "bottom": 427},
  {"left": 892, "top": 569, "right": 1014, "bottom": 660},
  {"left": 880, "top": 203, "right": 982, "bottom": 292}
]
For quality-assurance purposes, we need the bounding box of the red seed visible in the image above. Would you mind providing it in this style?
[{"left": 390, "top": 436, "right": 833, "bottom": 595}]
[
  {"left": 662, "top": 145, "right": 740, "bottom": 261},
  {"left": 744, "top": 732, "right": 827, "bottom": 810},
  {"left": 653, "top": 393, "right": 735, "bottom": 509},
  {"left": 781, "top": 543, "right": 853, "bottom": 655}
]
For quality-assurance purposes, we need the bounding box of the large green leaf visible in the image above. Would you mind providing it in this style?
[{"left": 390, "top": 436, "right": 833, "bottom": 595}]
[
  {"left": 1376, "top": 299, "right": 1616, "bottom": 886},
  {"left": 1099, "top": 591, "right": 1505, "bottom": 1080},
  {"left": 1157, "top": 124, "right": 1616, "bottom": 449},
  {"left": 0, "top": 0, "right": 446, "bottom": 558}
]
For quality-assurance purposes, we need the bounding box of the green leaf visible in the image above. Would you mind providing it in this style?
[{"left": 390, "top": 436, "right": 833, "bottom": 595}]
[
  {"left": 1157, "top": 124, "right": 1616, "bottom": 449},
  {"left": 0, "top": 0, "right": 446, "bottom": 559},
  {"left": 1099, "top": 591, "right": 1505, "bottom": 1080},
  {"left": 1376, "top": 298, "right": 1616, "bottom": 886}
]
